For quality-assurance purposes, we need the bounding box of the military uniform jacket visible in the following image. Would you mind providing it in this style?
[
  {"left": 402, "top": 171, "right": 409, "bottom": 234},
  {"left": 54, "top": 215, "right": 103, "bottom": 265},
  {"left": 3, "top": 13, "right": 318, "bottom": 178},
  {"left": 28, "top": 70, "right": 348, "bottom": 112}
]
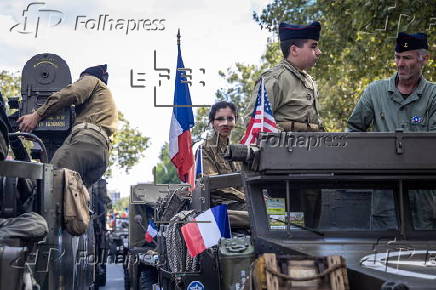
[
  {"left": 348, "top": 74, "right": 436, "bottom": 132},
  {"left": 247, "top": 59, "right": 321, "bottom": 125},
  {"left": 202, "top": 132, "right": 245, "bottom": 206},
  {"left": 36, "top": 75, "right": 118, "bottom": 137},
  {"left": 203, "top": 132, "right": 240, "bottom": 176}
]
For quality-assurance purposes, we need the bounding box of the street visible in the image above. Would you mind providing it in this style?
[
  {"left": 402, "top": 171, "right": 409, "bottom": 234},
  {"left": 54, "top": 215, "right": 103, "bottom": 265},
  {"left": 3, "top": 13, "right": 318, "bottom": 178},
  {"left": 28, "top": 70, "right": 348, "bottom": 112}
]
[{"left": 100, "top": 263, "right": 124, "bottom": 290}]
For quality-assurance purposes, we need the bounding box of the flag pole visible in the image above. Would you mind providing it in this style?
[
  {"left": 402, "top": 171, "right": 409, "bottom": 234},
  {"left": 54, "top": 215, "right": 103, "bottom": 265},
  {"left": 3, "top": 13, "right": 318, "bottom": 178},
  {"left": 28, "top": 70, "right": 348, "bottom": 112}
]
[
  {"left": 177, "top": 28, "right": 181, "bottom": 45},
  {"left": 200, "top": 145, "right": 204, "bottom": 179},
  {"left": 260, "top": 77, "right": 265, "bottom": 133}
]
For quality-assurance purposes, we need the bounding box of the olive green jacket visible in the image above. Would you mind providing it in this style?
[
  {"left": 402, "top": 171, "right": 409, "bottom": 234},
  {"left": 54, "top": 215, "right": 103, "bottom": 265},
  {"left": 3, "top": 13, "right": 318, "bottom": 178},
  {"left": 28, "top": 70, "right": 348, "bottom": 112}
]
[
  {"left": 246, "top": 59, "right": 321, "bottom": 125},
  {"left": 37, "top": 75, "right": 118, "bottom": 137},
  {"left": 348, "top": 73, "right": 436, "bottom": 132},
  {"left": 202, "top": 132, "right": 245, "bottom": 208}
]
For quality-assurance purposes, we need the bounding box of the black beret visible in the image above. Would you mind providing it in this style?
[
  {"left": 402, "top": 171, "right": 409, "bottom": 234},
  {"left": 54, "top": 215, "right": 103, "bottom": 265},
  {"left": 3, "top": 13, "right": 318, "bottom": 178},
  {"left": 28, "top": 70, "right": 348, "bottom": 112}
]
[
  {"left": 80, "top": 64, "right": 109, "bottom": 84},
  {"left": 395, "top": 32, "right": 428, "bottom": 53},
  {"left": 279, "top": 21, "right": 321, "bottom": 41}
]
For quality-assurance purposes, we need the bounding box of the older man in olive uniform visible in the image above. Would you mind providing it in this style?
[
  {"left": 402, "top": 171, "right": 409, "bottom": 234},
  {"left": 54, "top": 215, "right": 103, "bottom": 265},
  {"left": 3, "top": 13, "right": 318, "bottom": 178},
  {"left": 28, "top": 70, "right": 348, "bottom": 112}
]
[
  {"left": 348, "top": 32, "right": 436, "bottom": 229},
  {"left": 247, "top": 21, "right": 323, "bottom": 132},
  {"left": 18, "top": 64, "right": 118, "bottom": 187}
]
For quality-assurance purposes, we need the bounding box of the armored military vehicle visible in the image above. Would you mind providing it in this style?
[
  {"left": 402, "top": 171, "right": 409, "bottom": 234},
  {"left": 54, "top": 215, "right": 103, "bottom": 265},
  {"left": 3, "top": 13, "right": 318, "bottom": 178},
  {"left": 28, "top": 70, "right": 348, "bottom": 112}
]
[
  {"left": 224, "top": 131, "right": 436, "bottom": 289},
  {"left": 0, "top": 53, "right": 109, "bottom": 290}
]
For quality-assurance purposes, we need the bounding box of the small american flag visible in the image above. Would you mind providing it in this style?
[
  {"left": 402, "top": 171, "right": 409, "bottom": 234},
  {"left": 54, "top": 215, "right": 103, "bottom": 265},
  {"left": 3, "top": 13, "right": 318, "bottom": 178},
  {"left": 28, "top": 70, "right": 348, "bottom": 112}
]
[{"left": 241, "top": 78, "right": 278, "bottom": 145}]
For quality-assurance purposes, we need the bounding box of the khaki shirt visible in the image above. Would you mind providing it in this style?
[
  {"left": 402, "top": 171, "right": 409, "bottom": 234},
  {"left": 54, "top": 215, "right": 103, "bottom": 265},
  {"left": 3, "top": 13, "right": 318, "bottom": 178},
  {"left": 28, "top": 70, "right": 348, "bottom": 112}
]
[
  {"left": 202, "top": 132, "right": 240, "bottom": 176},
  {"left": 202, "top": 132, "right": 245, "bottom": 206},
  {"left": 246, "top": 59, "right": 321, "bottom": 125},
  {"left": 348, "top": 74, "right": 436, "bottom": 132},
  {"left": 36, "top": 75, "right": 118, "bottom": 137}
]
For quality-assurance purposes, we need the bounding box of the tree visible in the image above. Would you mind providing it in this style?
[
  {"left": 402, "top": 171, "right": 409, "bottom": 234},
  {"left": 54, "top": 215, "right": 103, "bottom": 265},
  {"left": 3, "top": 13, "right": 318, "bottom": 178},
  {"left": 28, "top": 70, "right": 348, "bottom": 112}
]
[
  {"left": 0, "top": 70, "right": 150, "bottom": 176},
  {"left": 0, "top": 71, "right": 21, "bottom": 113},
  {"left": 0, "top": 71, "right": 21, "bottom": 100},
  {"left": 106, "top": 111, "right": 150, "bottom": 177},
  {"left": 154, "top": 142, "right": 180, "bottom": 184},
  {"left": 113, "top": 196, "right": 129, "bottom": 212}
]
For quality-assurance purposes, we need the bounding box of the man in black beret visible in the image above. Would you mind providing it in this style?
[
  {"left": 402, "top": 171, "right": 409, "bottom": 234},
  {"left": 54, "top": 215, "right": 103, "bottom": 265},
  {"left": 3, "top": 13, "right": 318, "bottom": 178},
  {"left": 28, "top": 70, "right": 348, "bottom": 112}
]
[
  {"left": 348, "top": 32, "right": 435, "bottom": 229},
  {"left": 246, "top": 21, "right": 323, "bottom": 133},
  {"left": 18, "top": 64, "right": 118, "bottom": 187}
]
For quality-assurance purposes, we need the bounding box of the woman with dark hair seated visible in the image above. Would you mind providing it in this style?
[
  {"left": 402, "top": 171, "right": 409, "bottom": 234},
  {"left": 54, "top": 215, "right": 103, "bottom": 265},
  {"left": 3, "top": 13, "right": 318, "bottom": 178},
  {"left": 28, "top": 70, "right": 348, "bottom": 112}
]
[{"left": 202, "top": 101, "right": 249, "bottom": 229}]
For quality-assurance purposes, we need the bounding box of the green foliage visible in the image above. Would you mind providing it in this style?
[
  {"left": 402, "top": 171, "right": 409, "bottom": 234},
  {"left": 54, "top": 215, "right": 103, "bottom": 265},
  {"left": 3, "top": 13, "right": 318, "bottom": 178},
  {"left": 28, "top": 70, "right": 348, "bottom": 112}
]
[
  {"left": 107, "top": 111, "right": 150, "bottom": 177},
  {"left": 113, "top": 196, "right": 129, "bottom": 211},
  {"left": 154, "top": 142, "right": 180, "bottom": 184},
  {"left": 0, "top": 71, "right": 21, "bottom": 99},
  {"left": 0, "top": 71, "right": 21, "bottom": 113}
]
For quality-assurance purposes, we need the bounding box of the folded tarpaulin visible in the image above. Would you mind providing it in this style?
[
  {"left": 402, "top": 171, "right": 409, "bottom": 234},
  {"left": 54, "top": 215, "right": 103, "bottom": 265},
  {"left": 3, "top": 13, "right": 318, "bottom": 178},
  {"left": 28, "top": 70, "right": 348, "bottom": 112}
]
[{"left": 0, "top": 212, "right": 48, "bottom": 241}]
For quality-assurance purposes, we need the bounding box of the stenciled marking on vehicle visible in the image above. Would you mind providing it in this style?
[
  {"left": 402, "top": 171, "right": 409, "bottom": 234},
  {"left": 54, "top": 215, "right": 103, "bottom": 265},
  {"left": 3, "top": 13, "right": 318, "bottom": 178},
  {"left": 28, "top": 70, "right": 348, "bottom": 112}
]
[{"left": 360, "top": 250, "right": 436, "bottom": 279}]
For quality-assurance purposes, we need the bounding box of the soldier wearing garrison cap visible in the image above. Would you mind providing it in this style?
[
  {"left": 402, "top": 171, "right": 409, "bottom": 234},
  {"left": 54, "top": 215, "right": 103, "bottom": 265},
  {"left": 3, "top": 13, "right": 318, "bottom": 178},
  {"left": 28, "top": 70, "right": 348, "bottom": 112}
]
[
  {"left": 245, "top": 21, "right": 324, "bottom": 228},
  {"left": 18, "top": 64, "right": 118, "bottom": 187},
  {"left": 348, "top": 32, "right": 436, "bottom": 229},
  {"left": 245, "top": 21, "right": 323, "bottom": 132}
]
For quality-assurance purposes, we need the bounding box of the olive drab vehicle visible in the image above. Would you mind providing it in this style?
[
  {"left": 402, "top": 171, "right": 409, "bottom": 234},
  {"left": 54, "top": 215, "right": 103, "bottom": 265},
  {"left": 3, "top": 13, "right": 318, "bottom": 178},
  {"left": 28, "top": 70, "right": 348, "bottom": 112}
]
[
  {"left": 0, "top": 53, "right": 109, "bottom": 290},
  {"left": 224, "top": 132, "right": 436, "bottom": 290},
  {"left": 149, "top": 131, "right": 436, "bottom": 290},
  {"left": 125, "top": 183, "right": 188, "bottom": 290}
]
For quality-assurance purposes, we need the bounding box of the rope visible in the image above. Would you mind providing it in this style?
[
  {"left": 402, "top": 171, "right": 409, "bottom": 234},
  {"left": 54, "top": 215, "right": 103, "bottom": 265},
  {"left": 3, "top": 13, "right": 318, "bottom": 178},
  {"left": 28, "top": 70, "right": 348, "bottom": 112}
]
[
  {"left": 165, "top": 210, "right": 199, "bottom": 273},
  {"left": 266, "top": 263, "right": 346, "bottom": 281}
]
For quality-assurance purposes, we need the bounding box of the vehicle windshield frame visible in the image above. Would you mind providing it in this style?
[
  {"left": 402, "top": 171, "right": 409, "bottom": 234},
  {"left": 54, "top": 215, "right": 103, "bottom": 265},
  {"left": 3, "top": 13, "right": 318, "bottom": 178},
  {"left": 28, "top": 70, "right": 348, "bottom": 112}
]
[{"left": 245, "top": 175, "right": 436, "bottom": 241}]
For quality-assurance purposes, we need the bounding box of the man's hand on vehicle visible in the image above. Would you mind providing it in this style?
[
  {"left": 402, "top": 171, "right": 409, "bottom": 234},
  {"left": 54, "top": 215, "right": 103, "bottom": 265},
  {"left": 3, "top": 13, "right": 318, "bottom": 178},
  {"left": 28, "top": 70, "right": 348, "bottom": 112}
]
[{"left": 17, "top": 111, "right": 40, "bottom": 132}]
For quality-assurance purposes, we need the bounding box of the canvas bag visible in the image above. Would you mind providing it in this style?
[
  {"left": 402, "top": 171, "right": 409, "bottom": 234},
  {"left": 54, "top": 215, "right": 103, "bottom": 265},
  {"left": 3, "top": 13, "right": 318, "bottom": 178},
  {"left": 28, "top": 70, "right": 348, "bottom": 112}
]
[{"left": 62, "top": 168, "right": 90, "bottom": 236}]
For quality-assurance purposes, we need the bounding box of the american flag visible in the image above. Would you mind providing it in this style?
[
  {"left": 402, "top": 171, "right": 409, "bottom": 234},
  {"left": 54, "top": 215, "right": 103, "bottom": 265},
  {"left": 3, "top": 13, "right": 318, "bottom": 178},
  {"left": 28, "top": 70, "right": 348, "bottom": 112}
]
[{"left": 240, "top": 78, "right": 278, "bottom": 145}]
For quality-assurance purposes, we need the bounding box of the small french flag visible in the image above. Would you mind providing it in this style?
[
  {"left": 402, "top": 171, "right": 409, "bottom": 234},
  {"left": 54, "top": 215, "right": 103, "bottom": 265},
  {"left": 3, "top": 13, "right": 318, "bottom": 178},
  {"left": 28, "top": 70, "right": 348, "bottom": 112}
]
[
  {"left": 145, "top": 221, "right": 158, "bottom": 243},
  {"left": 181, "top": 205, "right": 231, "bottom": 257}
]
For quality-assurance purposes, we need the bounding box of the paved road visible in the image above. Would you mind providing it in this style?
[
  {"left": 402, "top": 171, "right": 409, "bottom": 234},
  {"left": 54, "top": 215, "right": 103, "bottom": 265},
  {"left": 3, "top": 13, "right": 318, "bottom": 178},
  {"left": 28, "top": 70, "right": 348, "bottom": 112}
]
[{"left": 100, "top": 263, "right": 124, "bottom": 290}]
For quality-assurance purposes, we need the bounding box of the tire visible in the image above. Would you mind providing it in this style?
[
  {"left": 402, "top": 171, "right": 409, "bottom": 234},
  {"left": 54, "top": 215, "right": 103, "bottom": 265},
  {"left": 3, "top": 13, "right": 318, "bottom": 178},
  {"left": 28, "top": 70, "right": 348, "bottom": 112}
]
[
  {"left": 138, "top": 266, "right": 158, "bottom": 290},
  {"left": 95, "top": 264, "right": 106, "bottom": 287},
  {"left": 124, "top": 266, "right": 130, "bottom": 290}
]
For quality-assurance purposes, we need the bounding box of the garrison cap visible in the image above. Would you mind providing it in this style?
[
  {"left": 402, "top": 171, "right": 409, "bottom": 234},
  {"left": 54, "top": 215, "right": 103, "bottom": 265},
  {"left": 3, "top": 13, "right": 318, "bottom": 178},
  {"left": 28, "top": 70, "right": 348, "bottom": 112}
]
[
  {"left": 80, "top": 64, "right": 109, "bottom": 84},
  {"left": 279, "top": 21, "right": 321, "bottom": 41},
  {"left": 395, "top": 32, "right": 428, "bottom": 53}
]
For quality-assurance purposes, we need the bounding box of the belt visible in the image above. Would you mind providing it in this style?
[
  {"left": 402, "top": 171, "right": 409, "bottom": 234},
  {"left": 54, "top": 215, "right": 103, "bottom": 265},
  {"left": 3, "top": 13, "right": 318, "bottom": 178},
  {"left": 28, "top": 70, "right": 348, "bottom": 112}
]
[
  {"left": 277, "top": 121, "right": 323, "bottom": 132},
  {"left": 72, "top": 122, "right": 110, "bottom": 143}
]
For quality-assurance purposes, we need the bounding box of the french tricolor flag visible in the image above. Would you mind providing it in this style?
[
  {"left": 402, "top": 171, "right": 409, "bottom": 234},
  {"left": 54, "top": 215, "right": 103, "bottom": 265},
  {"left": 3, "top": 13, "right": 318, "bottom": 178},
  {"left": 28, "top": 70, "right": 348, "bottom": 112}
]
[
  {"left": 169, "top": 39, "right": 195, "bottom": 182},
  {"left": 181, "top": 205, "right": 231, "bottom": 257},
  {"left": 145, "top": 221, "right": 158, "bottom": 243}
]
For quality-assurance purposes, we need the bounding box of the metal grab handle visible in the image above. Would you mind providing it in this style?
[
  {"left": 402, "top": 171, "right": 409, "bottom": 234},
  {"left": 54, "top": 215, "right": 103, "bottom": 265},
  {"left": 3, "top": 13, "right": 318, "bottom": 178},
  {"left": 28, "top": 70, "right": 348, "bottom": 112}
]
[
  {"left": 228, "top": 244, "right": 247, "bottom": 253},
  {"left": 8, "top": 132, "right": 48, "bottom": 163}
]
